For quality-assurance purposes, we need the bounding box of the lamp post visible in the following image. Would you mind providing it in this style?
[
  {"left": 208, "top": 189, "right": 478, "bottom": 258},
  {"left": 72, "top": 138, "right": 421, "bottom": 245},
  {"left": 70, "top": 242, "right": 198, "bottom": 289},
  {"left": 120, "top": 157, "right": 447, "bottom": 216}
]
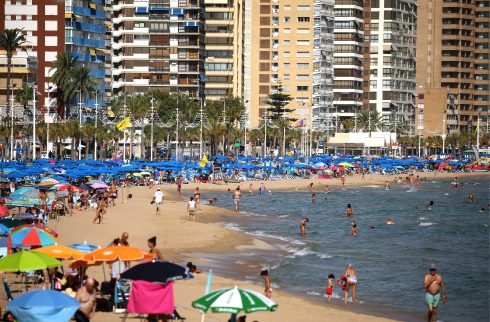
[
  {"left": 476, "top": 108, "right": 481, "bottom": 150},
  {"left": 150, "top": 96, "right": 155, "bottom": 161},
  {"left": 222, "top": 98, "right": 226, "bottom": 156},
  {"left": 309, "top": 104, "right": 313, "bottom": 159},
  {"left": 31, "top": 83, "right": 37, "bottom": 160},
  {"left": 175, "top": 106, "right": 180, "bottom": 161},
  {"left": 441, "top": 111, "right": 446, "bottom": 155},
  {"left": 243, "top": 111, "right": 248, "bottom": 157},
  {"left": 264, "top": 110, "right": 268, "bottom": 157},
  {"left": 77, "top": 89, "right": 83, "bottom": 161},
  {"left": 123, "top": 96, "right": 127, "bottom": 162},
  {"left": 94, "top": 90, "right": 98, "bottom": 160},
  {"left": 10, "top": 83, "right": 17, "bottom": 160},
  {"left": 199, "top": 99, "right": 204, "bottom": 158},
  {"left": 45, "top": 85, "right": 53, "bottom": 158}
]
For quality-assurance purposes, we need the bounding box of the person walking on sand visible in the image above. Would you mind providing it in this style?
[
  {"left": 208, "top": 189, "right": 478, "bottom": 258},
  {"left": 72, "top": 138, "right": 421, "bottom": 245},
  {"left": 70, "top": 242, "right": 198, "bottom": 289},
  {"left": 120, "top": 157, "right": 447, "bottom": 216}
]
[
  {"left": 176, "top": 177, "right": 182, "bottom": 197},
  {"left": 75, "top": 277, "right": 97, "bottom": 322},
  {"left": 233, "top": 187, "right": 241, "bottom": 212},
  {"left": 300, "top": 217, "right": 309, "bottom": 239},
  {"left": 259, "top": 182, "right": 266, "bottom": 195},
  {"left": 343, "top": 264, "right": 357, "bottom": 304},
  {"left": 187, "top": 196, "right": 197, "bottom": 221},
  {"left": 260, "top": 269, "right": 272, "bottom": 298},
  {"left": 153, "top": 188, "right": 164, "bottom": 215},
  {"left": 424, "top": 264, "right": 446, "bottom": 322},
  {"left": 340, "top": 174, "right": 346, "bottom": 188}
]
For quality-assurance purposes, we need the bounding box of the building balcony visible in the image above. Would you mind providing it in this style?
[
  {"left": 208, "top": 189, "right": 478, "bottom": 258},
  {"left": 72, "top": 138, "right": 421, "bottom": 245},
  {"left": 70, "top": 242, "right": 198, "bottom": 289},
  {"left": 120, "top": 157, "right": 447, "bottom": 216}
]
[
  {"left": 206, "top": 32, "right": 233, "bottom": 38},
  {"left": 204, "top": 82, "right": 233, "bottom": 89}
]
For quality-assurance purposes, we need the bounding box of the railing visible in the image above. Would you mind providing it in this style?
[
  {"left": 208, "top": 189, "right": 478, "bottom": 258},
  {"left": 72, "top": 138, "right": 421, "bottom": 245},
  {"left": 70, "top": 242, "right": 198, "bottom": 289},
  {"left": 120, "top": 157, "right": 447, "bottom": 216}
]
[
  {"left": 72, "top": 37, "right": 106, "bottom": 48},
  {"left": 73, "top": 6, "right": 105, "bottom": 19}
]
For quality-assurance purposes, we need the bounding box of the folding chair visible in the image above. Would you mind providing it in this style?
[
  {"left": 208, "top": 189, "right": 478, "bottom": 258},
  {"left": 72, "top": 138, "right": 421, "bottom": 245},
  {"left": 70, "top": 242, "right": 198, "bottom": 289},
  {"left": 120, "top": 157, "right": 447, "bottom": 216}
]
[{"left": 114, "top": 279, "right": 131, "bottom": 315}]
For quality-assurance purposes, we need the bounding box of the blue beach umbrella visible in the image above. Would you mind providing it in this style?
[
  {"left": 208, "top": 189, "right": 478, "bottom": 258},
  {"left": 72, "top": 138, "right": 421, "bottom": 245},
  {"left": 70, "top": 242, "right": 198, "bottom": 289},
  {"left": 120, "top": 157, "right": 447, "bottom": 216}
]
[
  {"left": 69, "top": 242, "right": 97, "bottom": 253},
  {"left": 6, "top": 289, "right": 80, "bottom": 322}
]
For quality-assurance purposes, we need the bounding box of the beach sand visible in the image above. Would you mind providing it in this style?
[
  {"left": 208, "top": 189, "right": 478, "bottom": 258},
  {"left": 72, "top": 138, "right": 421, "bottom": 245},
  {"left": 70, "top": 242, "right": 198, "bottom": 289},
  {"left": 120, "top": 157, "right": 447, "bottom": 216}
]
[{"left": 5, "top": 171, "right": 484, "bottom": 321}]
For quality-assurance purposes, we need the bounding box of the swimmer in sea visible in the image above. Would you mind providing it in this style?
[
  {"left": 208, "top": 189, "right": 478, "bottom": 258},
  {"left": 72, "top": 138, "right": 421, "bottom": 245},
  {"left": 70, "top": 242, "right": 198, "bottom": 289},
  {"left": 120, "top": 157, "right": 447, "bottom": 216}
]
[
  {"left": 426, "top": 200, "right": 434, "bottom": 210},
  {"left": 479, "top": 207, "right": 485, "bottom": 213},
  {"left": 351, "top": 222, "right": 358, "bottom": 236},
  {"left": 384, "top": 181, "right": 390, "bottom": 191},
  {"left": 468, "top": 192, "right": 474, "bottom": 203},
  {"left": 416, "top": 206, "right": 419, "bottom": 212},
  {"left": 370, "top": 225, "right": 375, "bottom": 230},
  {"left": 386, "top": 217, "right": 395, "bottom": 224},
  {"left": 300, "top": 217, "right": 309, "bottom": 239},
  {"left": 345, "top": 204, "right": 354, "bottom": 217},
  {"left": 452, "top": 177, "right": 458, "bottom": 189},
  {"left": 324, "top": 185, "right": 329, "bottom": 193},
  {"left": 312, "top": 193, "right": 316, "bottom": 204},
  {"left": 248, "top": 183, "right": 253, "bottom": 196}
]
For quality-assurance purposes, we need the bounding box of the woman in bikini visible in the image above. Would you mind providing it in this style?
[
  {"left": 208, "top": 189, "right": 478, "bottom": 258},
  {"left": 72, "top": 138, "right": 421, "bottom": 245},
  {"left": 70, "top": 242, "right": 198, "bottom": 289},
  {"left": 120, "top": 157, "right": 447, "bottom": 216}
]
[{"left": 343, "top": 264, "right": 358, "bottom": 304}]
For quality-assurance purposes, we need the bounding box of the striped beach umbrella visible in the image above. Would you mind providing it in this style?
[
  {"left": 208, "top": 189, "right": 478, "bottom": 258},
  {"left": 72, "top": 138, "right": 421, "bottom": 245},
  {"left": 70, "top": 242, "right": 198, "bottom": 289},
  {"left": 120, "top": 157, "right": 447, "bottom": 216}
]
[
  {"left": 9, "top": 226, "right": 57, "bottom": 248},
  {"left": 192, "top": 286, "right": 278, "bottom": 315}
]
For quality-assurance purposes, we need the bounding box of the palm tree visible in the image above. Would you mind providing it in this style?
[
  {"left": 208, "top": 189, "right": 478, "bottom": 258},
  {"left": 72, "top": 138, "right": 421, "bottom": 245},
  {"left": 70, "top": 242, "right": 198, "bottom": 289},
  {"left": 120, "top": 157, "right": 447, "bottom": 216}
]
[
  {"left": 204, "top": 119, "right": 226, "bottom": 156},
  {"left": 357, "top": 110, "right": 385, "bottom": 134},
  {"left": 0, "top": 28, "right": 26, "bottom": 121},
  {"left": 63, "top": 65, "right": 97, "bottom": 101},
  {"left": 80, "top": 123, "right": 97, "bottom": 159},
  {"left": 50, "top": 123, "right": 67, "bottom": 160},
  {"left": 113, "top": 94, "right": 150, "bottom": 159},
  {"left": 65, "top": 120, "right": 80, "bottom": 160},
  {"left": 35, "top": 122, "right": 48, "bottom": 155},
  {"left": 15, "top": 84, "right": 37, "bottom": 109},
  {"left": 50, "top": 53, "right": 78, "bottom": 119}
]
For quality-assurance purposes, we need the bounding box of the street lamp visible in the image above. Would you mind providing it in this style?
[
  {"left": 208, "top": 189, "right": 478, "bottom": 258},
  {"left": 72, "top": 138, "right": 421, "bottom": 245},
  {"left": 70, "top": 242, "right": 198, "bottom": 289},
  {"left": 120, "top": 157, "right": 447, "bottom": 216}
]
[
  {"left": 94, "top": 90, "right": 99, "bottom": 160},
  {"left": 77, "top": 89, "right": 83, "bottom": 160},
  {"left": 199, "top": 99, "right": 204, "bottom": 158},
  {"left": 30, "top": 82, "right": 37, "bottom": 160},
  {"left": 150, "top": 96, "right": 155, "bottom": 161},
  {"left": 9, "top": 83, "right": 17, "bottom": 160}
]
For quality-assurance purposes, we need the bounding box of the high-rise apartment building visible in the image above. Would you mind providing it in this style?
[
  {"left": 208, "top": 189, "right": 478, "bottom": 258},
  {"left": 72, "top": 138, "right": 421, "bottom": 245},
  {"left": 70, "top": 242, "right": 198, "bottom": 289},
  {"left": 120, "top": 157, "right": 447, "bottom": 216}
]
[
  {"left": 65, "top": 0, "right": 109, "bottom": 113},
  {"left": 204, "top": 0, "right": 244, "bottom": 100},
  {"left": 332, "top": 0, "right": 364, "bottom": 131},
  {"left": 312, "top": 0, "right": 335, "bottom": 131},
  {"left": 416, "top": 0, "right": 489, "bottom": 135},
  {"left": 1, "top": 0, "right": 65, "bottom": 114},
  {"left": 369, "top": 0, "right": 417, "bottom": 133},
  {"left": 246, "top": 0, "right": 335, "bottom": 128},
  {"left": 112, "top": 0, "right": 205, "bottom": 98}
]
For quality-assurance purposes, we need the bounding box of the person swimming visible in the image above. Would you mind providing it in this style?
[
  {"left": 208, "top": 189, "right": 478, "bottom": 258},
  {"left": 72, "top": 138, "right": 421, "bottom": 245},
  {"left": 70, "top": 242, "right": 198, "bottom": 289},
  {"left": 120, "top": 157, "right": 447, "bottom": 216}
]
[
  {"left": 386, "top": 217, "right": 395, "bottom": 224},
  {"left": 426, "top": 201, "right": 434, "bottom": 210},
  {"left": 351, "top": 222, "right": 358, "bottom": 236},
  {"left": 312, "top": 193, "right": 316, "bottom": 204}
]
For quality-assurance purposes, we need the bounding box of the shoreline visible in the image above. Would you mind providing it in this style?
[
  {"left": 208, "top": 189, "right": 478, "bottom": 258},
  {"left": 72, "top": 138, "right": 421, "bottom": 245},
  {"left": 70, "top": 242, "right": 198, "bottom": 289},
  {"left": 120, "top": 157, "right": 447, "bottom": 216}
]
[{"left": 48, "top": 171, "right": 486, "bottom": 321}]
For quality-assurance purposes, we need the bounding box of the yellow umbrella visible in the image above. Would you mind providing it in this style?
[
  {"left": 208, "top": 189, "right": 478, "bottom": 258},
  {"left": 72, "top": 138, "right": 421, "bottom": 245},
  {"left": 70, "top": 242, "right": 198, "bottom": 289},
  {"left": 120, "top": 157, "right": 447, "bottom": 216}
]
[{"left": 33, "top": 244, "right": 85, "bottom": 260}]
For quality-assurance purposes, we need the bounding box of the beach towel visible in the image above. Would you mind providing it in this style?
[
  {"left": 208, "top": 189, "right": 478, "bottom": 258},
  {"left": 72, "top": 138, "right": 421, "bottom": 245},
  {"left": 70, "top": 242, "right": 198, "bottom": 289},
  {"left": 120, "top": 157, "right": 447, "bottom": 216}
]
[{"left": 127, "top": 281, "right": 174, "bottom": 314}]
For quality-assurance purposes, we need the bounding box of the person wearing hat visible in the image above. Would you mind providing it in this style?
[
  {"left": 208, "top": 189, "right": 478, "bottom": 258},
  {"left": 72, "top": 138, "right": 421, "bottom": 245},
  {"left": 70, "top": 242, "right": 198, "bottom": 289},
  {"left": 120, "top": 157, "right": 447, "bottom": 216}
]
[
  {"left": 424, "top": 264, "right": 446, "bottom": 322},
  {"left": 153, "top": 188, "right": 164, "bottom": 215}
]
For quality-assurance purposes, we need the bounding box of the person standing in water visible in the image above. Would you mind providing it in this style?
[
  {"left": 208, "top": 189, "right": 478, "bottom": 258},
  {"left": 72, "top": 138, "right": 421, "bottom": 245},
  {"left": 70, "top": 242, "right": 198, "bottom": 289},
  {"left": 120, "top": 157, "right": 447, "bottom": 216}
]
[
  {"left": 351, "top": 222, "right": 358, "bottom": 235},
  {"left": 343, "top": 264, "right": 358, "bottom": 304},
  {"left": 233, "top": 187, "right": 241, "bottom": 213},
  {"left": 260, "top": 270, "right": 272, "bottom": 298},
  {"left": 248, "top": 183, "right": 253, "bottom": 196},
  {"left": 426, "top": 200, "right": 434, "bottom": 210},
  {"left": 468, "top": 192, "right": 474, "bottom": 203},
  {"left": 424, "top": 264, "right": 446, "bottom": 322},
  {"left": 300, "top": 217, "right": 309, "bottom": 239},
  {"left": 311, "top": 193, "right": 316, "bottom": 204},
  {"left": 325, "top": 274, "right": 335, "bottom": 302},
  {"left": 340, "top": 174, "right": 346, "bottom": 188}
]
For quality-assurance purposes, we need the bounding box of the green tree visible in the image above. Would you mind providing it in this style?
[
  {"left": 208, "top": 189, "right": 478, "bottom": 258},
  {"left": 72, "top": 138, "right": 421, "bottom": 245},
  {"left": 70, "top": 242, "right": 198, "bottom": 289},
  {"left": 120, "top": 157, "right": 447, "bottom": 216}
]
[
  {"left": 113, "top": 94, "right": 150, "bottom": 159},
  {"left": 267, "top": 85, "right": 293, "bottom": 120},
  {"left": 0, "top": 28, "right": 26, "bottom": 127},
  {"left": 80, "top": 123, "right": 97, "bottom": 159},
  {"left": 15, "top": 84, "right": 38, "bottom": 109},
  {"left": 65, "top": 120, "right": 80, "bottom": 160},
  {"left": 357, "top": 110, "right": 385, "bottom": 134},
  {"left": 63, "top": 65, "right": 97, "bottom": 101},
  {"left": 50, "top": 53, "right": 78, "bottom": 119}
]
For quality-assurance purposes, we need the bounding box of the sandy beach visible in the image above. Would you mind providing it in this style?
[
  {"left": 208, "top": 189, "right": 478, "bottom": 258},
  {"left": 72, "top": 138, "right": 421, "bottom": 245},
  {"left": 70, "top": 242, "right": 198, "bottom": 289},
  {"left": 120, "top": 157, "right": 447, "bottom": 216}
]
[{"left": 25, "top": 171, "right": 486, "bottom": 321}]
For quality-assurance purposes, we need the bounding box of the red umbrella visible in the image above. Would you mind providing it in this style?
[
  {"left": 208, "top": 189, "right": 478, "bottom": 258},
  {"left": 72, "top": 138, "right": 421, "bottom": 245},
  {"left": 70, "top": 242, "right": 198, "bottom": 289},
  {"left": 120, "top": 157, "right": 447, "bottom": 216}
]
[
  {"left": 0, "top": 205, "right": 9, "bottom": 217},
  {"left": 56, "top": 184, "right": 83, "bottom": 192}
]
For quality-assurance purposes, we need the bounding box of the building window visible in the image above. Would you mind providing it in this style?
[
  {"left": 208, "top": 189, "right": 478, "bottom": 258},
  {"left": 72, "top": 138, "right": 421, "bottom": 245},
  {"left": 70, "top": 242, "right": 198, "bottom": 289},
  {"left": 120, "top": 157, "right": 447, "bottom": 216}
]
[
  {"left": 296, "top": 98, "right": 309, "bottom": 104},
  {"left": 283, "top": 74, "right": 290, "bottom": 80},
  {"left": 296, "top": 40, "right": 310, "bottom": 46},
  {"left": 298, "top": 17, "right": 310, "bottom": 22},
  {"left": 284, "top": 28, "right": 291, "bottom": 33},
  {"left": 297, "top": 63, "right": 309, "bottom": 68},
  {"left": 283, "top": 40, "right": 291, "bottom": 45},
  {"left": 297, "top": 51, "right": 310, "bottom": 57},
  {"left": 284, "top": 5, "right": 291, "bottom": 10},
  {"left": 284, "top": 16, "right": 290, "bottom": 22},
  {"left": 283, "top": 63, "right": 291, "bottom": 68},
  {"left": 283, "top": 51, "right": 291, "bottom": 57},
  {"left": 297, "top": 74, "right": 309, "bottom": 80},
  {"left": 297, "top": 28, "right": 310, "bottom": 34},
  {"left": 297, "top": 5, "right": 310, "bottom": 11}
]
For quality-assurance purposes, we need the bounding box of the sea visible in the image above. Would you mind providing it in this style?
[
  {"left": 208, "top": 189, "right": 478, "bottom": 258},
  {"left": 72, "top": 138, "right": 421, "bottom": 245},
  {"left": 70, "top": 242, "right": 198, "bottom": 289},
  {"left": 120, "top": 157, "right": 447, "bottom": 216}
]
[{"left": 202, "top": 177, "right": 489, "bottom": 322}]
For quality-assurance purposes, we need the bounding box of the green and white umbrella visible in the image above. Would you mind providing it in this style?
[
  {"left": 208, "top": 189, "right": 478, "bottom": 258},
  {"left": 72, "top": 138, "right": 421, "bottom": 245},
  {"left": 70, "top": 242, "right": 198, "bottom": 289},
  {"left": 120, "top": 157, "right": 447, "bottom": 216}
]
[{"left": 192, "top": 286, "right": 278, "bottom": 315}]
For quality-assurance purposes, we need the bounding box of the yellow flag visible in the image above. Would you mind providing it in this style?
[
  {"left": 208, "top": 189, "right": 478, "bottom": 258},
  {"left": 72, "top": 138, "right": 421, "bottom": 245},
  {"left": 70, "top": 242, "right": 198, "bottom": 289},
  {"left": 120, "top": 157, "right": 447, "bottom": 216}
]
[
  {"left": 199, "top": 154, "right": 208, "bottom": 167},
  {"left": 116, "top": 117, "right": 130, "bottom": 131}
]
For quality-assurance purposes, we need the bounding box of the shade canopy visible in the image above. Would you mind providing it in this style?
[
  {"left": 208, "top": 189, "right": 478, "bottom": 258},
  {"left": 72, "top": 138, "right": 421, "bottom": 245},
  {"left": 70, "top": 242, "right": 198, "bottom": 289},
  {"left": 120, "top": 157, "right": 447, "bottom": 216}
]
[
  {"left": 120, "top": 261, "right": 187, "bottom": 283},
  {"left": 0, "top": 250, "right": 61, "bottom": 272},
  {"left": 84, "top": 245, "right": 153, "bottom": 262}
]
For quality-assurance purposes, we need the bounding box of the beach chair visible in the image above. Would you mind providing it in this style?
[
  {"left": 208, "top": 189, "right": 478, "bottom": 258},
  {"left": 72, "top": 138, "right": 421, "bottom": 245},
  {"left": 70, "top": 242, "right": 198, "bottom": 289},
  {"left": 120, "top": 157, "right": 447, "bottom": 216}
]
[
  {"left": 3, "top": 278, "right": 13, "bottom": 301},
  {"left": 114, "top": 279, "right": 131, "bottom": 314}
]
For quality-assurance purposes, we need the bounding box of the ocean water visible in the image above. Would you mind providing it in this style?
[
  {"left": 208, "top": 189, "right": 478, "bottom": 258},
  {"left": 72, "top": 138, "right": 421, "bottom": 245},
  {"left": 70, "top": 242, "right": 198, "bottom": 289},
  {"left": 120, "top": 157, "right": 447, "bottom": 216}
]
[{"left": 213, "top": 178, "right": 489, "bottom": 322}]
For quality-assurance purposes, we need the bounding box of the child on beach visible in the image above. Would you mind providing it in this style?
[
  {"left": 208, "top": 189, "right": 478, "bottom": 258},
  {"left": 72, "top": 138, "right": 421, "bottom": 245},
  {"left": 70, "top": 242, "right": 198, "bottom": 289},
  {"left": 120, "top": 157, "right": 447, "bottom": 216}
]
[{"left": 326, "top": 274, "right": 335, "bottom": 302}]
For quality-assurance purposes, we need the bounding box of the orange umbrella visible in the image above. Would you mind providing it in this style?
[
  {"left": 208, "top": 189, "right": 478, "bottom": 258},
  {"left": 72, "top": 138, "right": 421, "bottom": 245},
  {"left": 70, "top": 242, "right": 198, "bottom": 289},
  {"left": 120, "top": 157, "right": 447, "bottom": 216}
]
[
  {"left": 83, "top": 245, "right": 153, "bottom": 262},
  {"left": 33, "top": 244, "right": 85, "bottom": 260}
]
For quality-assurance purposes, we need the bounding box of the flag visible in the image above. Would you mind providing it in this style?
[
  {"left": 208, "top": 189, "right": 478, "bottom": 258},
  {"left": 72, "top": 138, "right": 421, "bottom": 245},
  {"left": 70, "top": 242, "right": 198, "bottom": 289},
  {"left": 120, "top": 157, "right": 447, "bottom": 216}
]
[
  {"left": 295, "top": 119, "right": 305, "bottom": 128},
  {"left": 199, "top": 154, "right": 208, "bottom": 167},
  {"left": 116, "top": 117, "right": 130, "bottom": 131}
]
